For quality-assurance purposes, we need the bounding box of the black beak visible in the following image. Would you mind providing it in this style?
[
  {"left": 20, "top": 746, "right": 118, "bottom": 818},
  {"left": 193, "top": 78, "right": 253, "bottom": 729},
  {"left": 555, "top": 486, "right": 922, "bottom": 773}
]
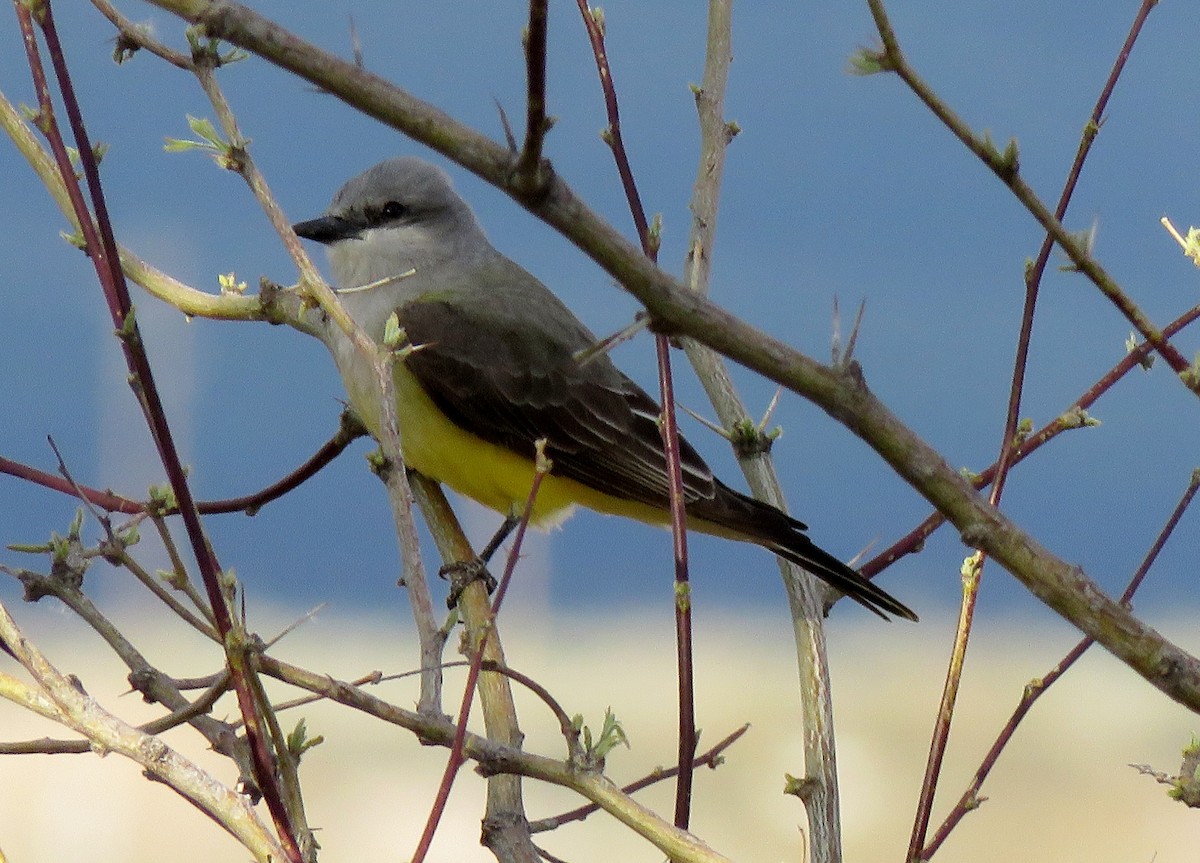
[{"left": 292, "top": 215, "right": 358, "bottom": 244}]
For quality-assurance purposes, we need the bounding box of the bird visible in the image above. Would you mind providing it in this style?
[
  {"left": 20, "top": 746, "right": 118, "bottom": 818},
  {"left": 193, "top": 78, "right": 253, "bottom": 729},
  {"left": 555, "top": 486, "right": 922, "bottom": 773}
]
[{"left": 292, "top": 157, "right": 916, "bottom": 621}]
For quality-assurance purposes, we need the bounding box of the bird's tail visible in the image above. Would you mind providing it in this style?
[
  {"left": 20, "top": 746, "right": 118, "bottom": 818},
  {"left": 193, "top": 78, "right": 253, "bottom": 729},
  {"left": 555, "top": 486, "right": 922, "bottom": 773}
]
[
  {"left": 692, "top": 482, "right": 918, "bottom": 622},
  {"left": 764, "top": 532, "right": 918, "bottom": 621}
]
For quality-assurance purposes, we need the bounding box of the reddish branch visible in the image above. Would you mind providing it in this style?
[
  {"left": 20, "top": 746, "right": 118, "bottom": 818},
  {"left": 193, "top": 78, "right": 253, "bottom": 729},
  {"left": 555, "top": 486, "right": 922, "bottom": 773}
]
[
  {"left": 922, "top": 467, "right": 1200, "bottom": 857},
  {"left": 14, "top": 4, "right": 301, "bottom": 858},
  {"left": 574, "top": 1, "right": 698, "bottom": 829},
  {"left": 900, "top": 2, "right": 1164, "bottom": 858}
]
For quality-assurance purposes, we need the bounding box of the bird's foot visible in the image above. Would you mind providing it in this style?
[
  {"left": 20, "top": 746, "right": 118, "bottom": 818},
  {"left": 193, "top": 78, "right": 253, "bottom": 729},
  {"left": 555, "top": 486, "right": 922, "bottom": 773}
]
[{"left": 440, "top": 557, "right": 497, "bottom": 608}]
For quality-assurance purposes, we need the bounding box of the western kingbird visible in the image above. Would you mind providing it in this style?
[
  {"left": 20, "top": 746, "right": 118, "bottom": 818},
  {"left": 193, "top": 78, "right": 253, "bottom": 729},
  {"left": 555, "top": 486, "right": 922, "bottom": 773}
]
[{"left": 293, "top": 157, "right": 916, "bottom": 621}]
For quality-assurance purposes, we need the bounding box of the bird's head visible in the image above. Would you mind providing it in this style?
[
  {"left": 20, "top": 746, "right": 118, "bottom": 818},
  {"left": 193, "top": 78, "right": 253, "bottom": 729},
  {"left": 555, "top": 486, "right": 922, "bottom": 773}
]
[{"left": 293, "top": 157, "right": 486, "bottom": 288}]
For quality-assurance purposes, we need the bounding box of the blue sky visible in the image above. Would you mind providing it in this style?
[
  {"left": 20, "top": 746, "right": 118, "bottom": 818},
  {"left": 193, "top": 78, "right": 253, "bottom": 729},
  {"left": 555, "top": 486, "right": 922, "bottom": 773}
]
[{"left": 3, "top": 1, "right": 1198, "bottom": 627}]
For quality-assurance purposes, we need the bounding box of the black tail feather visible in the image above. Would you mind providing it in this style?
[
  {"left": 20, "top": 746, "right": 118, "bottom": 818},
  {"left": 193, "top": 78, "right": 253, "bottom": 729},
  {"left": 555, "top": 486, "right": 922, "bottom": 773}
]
[
  {"left": 769, "top": 535, "right": 918, "bottom": 622},
  {"left": 695, "top": 481, "right": 919, "bottom": 622}
]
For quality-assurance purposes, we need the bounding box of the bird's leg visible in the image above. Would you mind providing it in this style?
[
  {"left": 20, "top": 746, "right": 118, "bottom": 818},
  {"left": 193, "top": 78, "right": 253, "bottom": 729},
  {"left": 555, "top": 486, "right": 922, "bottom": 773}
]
[
  {"left": 478, "top": 514, "right": 519, "bottom": 564},
  {"left": 440, "top": 515, "right": 519, "bottom": 607}
]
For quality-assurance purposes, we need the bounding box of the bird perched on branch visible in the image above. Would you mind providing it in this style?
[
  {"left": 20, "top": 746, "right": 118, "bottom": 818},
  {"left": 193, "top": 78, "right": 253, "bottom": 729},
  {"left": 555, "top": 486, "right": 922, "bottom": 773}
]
[{"left": 294, "top": 157, "right": 916, "bottom": 621}]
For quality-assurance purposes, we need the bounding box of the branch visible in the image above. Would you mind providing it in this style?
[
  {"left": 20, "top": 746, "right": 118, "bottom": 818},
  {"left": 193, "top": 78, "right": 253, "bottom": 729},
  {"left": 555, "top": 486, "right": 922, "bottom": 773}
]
[
  {"left": 528, "top": 723, "right": 750, "bottom": 833},
  {"left": 12, "top": 8, "right": 301, "bottom": 854},
  {"left": 573, "top": 0, "right": 697, "bottom": 829},
  {"left": 906, "top": 3, "right": 1161, "bottom": 855},
  {"left": 862, "top": 301, "right": 1200, "bottom": 577},
  {"left": 672, "top": 2, "right": 843, "bottom": 859},
  {"left": 411, "top": 444, "right": 551, "bottom": 863},
  {"left": 923, "top": 466, "right": 1200, "bottom": 856},
  {"left": 255, "top": 653, "right": 733, "bottom": 863},
  {"left": 128, "top": 0, "right": 1200, "bottom": 712},
  {"left": 0, "top": 599, "right": 286, "bottom": 863},
  {"left": 515, "top": 0, "right": 550, "bottom": 184},
  {"left": 861, "top": 0, "right": 1193, "bottom": 392},
  {"left": 0, "top": 408, "right": 366, "bottom": 520}
]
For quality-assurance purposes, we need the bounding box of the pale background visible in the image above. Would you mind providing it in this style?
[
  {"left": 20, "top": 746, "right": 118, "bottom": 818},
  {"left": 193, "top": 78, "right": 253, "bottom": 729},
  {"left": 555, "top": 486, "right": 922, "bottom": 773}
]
[
  {"left": 3, "top": 608, "right": 1200, "bottom": 862},
  {"left": 3, "top": 1, "right": 1200, "bottom": 860}
]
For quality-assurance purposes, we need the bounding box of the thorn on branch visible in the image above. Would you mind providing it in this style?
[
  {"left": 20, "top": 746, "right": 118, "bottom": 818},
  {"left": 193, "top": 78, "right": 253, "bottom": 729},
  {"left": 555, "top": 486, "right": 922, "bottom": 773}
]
[{"left": 494, "top": 98, "right": 518, "bottom": 153}]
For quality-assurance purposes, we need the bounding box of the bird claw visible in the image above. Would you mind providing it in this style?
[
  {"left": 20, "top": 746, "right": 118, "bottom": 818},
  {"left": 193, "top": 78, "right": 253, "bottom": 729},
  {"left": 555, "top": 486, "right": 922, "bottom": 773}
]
[{"left": 440, "top": 557, "right": 497, "bottom": 608}]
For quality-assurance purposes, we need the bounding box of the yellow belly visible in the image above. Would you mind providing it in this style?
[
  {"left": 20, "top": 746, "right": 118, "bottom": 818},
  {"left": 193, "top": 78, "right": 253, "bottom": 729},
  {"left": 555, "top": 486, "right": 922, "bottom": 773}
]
[{"left": 349, "top": 360, "right": 673, "bottom": 530}]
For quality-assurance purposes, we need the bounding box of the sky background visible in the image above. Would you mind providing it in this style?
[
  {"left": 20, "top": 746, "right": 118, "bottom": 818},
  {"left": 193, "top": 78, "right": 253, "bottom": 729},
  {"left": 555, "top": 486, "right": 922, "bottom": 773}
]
[
  {"left": 3, "top": 2, "right": 1200, "bottom": 861},
  {"left": 3, "top": 1, "right": 1198, "bottom": 620}
]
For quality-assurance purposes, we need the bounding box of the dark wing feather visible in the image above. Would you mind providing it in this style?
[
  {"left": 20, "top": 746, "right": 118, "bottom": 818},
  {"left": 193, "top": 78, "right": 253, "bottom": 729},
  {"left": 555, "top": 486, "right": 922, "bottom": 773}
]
[
  {"left": 394, "top": 290, "right": 918, "bottom": 622},
  {"left": 394, "top": 296, "right": 716, "bottom": 508}
]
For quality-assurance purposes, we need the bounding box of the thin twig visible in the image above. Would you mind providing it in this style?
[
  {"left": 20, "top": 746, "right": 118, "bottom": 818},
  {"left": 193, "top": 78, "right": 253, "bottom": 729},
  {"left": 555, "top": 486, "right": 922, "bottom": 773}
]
[
  {"left": 149, "top": 515, "right": 217, "bottom": 626},
  {"left": 90, "top": 0, "right": 191, "bottom": 67},
  {"left": 528, "top": 723, "right": 750, "bottom": 833},
  {"left": 573, "top": 312, "right": 651, "bottom": 366},
  {"left": 898, "top": 2, "right": 1160, "bottom": 853},
  {"left": 922, "top": 466, "right": 1200, "bottom": 857},
  {"left": 677, "top": 5, "right": 842, "bottom": 852},
  {"left": 573, "top": 2, "right": 651, "bottom": 239},
  {"left": 197, "top": 409, "right": 366, "bottom": 515},
  {"left": 16, "top": 8, "right": 298, "bottom": 855},
  {"left": 574, "top": 1, "right": 698, "bottom": 828},
  {"left": 863, "top": 0, "right": 1191, "bottom": 393},
  {"left": 480, "top": 660, "right": 579, "bottom": 754},
  {"left": 411, "top": 442, "right": 552, "bottom": 863},
  {"left": 861, "top": 301, "right": 1200, "bottom": 578},
  {"left": 1, "top": 407, "right": 362, "bottom": 519},
  {"left": 106, "top": 540, "right": 219, "bottom": 640},
  {"left": 516, "top": 0, "right": 550, "bottom": 183}
]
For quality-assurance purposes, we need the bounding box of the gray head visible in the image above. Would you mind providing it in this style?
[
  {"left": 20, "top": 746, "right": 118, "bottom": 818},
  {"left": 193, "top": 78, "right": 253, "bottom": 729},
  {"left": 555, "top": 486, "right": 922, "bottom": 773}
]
[{"left": 293, "top": 157, "right": 489, "bottom": 287}]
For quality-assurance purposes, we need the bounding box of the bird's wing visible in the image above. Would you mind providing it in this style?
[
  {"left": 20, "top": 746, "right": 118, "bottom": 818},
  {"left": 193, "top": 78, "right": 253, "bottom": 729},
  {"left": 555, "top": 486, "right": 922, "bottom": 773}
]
[{"left": 393, "top": 294, "right": 717, "bottom": 509}]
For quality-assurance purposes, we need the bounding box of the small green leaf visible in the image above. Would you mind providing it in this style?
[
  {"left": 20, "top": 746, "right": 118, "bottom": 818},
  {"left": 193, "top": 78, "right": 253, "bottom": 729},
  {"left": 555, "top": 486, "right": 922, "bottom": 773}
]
[
  {"left": 7, "top": 541, "right": 53, "bottom": 554},
  {"left": 164, "top": 137, "right": 205, "bottom": 153},
  {"left": 383, "top": 314, "right": 407, "bottom": 350},
  {"left": 219, "top": 272, "right": 247, "bottom": 295},
  {"left": 589, "top": 708, "right": 629, "bottom": 762},
  {"left": 147, "top": 481, "right": 177, "bottom": 511},
  {"left": 784, "top": 772, "right": 818, "bottom": 799},
  {"left": 157, "top": 568, "right": 187, "bottom": 590},
  {"left": 646, "top": 213, "right": 663, "bottom": 256},
  {"left": 186, "top": 115, "right": 224, "bottom": 147},
  {"left": 847, "top": 48, "right": 890, "bottom": 76},
  {"left": 999, "top": 137, "right": 1020, "bottom": 177},
  {"left": 366, "top": 448, "right": 389, "bottom": 477},
  {"left": 286, "top": 718, "right": 325, "bottom": 761}
]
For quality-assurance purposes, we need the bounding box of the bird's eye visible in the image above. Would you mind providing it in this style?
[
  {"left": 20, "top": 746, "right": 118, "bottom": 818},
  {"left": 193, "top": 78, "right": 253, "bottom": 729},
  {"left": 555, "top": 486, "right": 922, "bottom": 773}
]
[{"left": 381, "top": 201, "right": 407, "bottom": 220}]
